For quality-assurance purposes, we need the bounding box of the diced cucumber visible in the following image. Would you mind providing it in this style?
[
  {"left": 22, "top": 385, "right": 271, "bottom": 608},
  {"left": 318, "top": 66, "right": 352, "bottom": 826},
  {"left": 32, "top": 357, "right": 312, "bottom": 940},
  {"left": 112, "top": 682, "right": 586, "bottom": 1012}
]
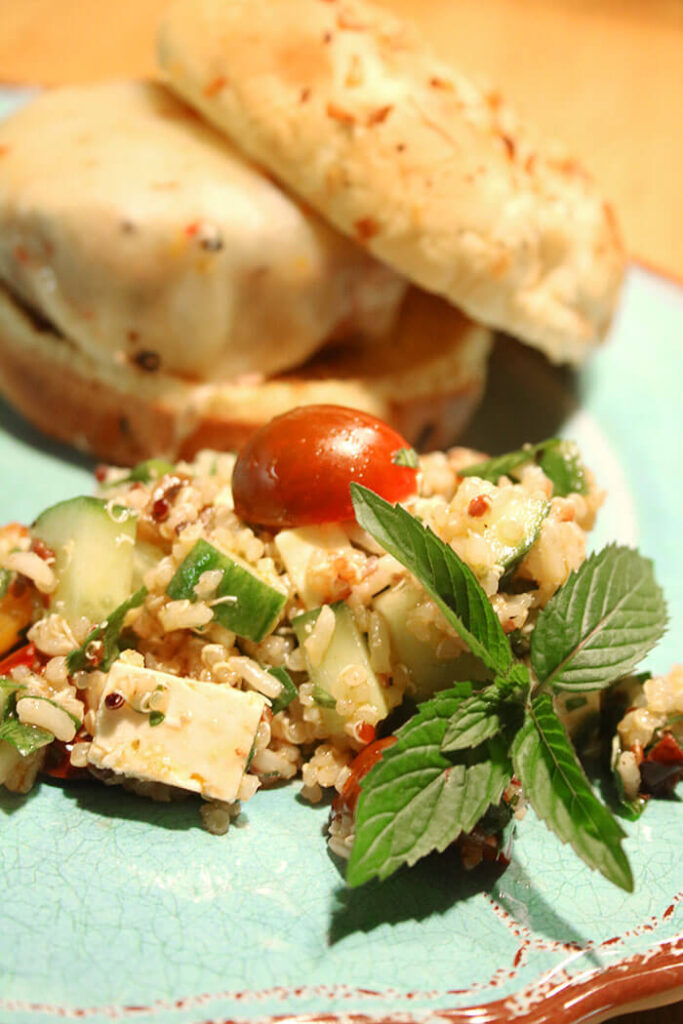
[
  {"left": 132, "top": 541, "right": 164, "bottom": 590},
  {"left": 274, "top": 524, "right": 353, "bottom": 610},
  {"left": 0, "top": 740, "right": 22, "bottom": 785},
  {"left": 166, "top": 538, "right": 285, "bottom": 643},
  {"left": 470, "top": 487, "right": 549, "bottom": 577},
  {"left": 292, "top": 602, "right": 400, "bottom": 738},
  {"left": 374, "top": 583, "right": 488, "bottom": 700},
  {"left": 32, "top": 496, "right": 137, "bottom": 625}
]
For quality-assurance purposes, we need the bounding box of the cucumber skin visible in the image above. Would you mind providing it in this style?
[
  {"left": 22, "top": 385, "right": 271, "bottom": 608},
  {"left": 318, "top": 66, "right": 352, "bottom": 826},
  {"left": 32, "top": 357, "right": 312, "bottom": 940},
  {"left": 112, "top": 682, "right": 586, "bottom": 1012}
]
[
  {"left": 167, "top": 538, "right": 285, "bottom": 643},
  {"left": 32, "top": 496, "right": 137, "bottom": 625},
  {"left": 292, "top": 602, "right": 398, "bottom": 736}
]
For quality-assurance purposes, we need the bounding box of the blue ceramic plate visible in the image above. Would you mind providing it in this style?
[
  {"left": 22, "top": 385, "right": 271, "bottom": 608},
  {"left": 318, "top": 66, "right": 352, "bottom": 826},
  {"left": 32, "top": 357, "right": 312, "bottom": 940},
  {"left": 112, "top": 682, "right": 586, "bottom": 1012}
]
[{"left": 0, "top": 90, "right": 681, "bottom": 1024}]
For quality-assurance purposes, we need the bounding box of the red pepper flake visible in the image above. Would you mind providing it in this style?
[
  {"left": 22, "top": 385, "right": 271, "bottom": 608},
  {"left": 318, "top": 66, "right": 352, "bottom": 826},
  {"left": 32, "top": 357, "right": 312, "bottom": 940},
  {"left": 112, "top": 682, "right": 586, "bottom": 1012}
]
[
  {"left": 0, "top": 643, "right": 39, "bottom": 675},
  {"left": 326, "top": 102, "right": 356, "bottom": 124},
  {"left": 31, "top": 538, "right": 55, "bottom": 564},
  {"left": 13, "top": 245, "right": 29, "bottom": 265},
  {"left": 299, "top": 87, "right": 312, "bottom": 103},
  {"left": 203, "top": 76, "right": 227, "bottom": 98},
  {"left": 185, "top": 220, "right": 201, "bottom": 238},
  {"left": 500, "top": 133, "right": 516, "bottom": 160},
  {"left": 94, "top": 465, "right": 108, "bottom": 483},
  {"left": 646, "top": 733, "right": 683, "bottom": 764},
  {"left": 354, "top": 217, "right": 379, "bottom": 243},
  {"left": 640, "top": 732, "right": 683, "bottom": 796},
  {"left": 132, "top": 350, "right": 161, "bottom": 373},
  {"left": 9, "top": 575, "right": 28, "bottom": 598},
  {"left": 105, "top": 691, "right": 125, "bottom": 710},
  {"left": 429, "top": 76, "right": 453, "bottom": 90},
  {"left": 356, "top": 721, "right": 376, "bottom": 744},
  {"left": 366, "top": 104, "right": 393, "bottom": 126},
  {"left": 127, "top": 329, "right": 139, "bottom": 343},
  {"left": 468, "top": 495, "right": 490, "bottom": 518},
  {"left": 152, "top": 498, "right": 170, "bottom": 522},
  {"left": 337, "top": 11, "right": 367, "bottom": 29}
]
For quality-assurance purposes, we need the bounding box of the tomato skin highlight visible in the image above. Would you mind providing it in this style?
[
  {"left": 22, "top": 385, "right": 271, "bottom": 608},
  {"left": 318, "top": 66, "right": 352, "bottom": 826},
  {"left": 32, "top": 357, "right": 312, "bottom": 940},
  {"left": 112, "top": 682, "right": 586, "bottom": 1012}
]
[{"left": 232, "top": 405, "right": 418, "bottom": 527}]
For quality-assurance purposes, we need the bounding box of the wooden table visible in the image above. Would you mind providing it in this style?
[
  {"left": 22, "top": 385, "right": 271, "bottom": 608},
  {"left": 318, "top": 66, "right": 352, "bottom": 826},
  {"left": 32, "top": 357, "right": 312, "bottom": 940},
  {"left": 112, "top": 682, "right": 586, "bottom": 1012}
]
[{"left": 0, "top": 3, "right": 681, "bottom": 1020}]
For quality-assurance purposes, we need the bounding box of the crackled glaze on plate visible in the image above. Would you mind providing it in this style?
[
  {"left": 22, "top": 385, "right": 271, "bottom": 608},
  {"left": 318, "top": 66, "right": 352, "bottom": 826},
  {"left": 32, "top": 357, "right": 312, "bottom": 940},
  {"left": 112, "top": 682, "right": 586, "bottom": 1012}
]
[{"left": 0, "top": 89, "right": 681, "bottom": 1024}]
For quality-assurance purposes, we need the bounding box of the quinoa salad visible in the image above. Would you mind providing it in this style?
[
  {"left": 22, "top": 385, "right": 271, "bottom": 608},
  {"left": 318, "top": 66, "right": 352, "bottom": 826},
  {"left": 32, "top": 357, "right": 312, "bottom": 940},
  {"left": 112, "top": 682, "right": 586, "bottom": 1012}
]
[{"left": 0, "top": 406, "right": 678, "bottom": 890}]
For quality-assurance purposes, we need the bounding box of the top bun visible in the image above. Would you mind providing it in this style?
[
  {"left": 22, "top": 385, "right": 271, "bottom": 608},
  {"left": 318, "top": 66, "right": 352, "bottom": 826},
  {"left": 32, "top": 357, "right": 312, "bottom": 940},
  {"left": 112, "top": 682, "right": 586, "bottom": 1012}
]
[
  {"left": 159, "top": 0, "right": 625, "bottom": 365},
  {"left": 0, "top": 79, "right": 406, "bottom": 383}
]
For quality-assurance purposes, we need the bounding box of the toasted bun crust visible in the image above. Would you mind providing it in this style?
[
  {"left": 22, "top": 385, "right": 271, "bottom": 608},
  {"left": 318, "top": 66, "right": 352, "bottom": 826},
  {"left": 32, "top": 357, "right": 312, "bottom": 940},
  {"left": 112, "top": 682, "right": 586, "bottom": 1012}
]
[
  {"left": 159, "top": 0, "right": 625, "bottom": 365},
  {"left": 0, "top": 80, "right": 405, "bottom": 383},
  {"left": 0, "top": 285, "right": 491, "bottom": 464}
]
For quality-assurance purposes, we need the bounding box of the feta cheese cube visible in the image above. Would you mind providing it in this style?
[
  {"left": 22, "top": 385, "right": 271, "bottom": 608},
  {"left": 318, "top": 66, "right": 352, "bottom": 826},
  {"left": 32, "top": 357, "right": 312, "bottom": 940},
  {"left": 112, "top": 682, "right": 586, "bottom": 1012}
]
[{"left": 88, "top": 660, "right": 266, "bottom": 802}]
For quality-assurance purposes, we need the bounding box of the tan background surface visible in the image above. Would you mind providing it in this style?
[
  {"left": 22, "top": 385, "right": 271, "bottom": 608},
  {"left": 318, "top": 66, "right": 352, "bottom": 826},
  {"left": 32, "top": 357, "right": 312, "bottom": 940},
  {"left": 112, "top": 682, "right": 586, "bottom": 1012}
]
[
  {"left": 0, "top": 3, "right": 681, "bottom": 1022},
  {"left": 0, "top": 0, "right": 681, "bottom": 279}
]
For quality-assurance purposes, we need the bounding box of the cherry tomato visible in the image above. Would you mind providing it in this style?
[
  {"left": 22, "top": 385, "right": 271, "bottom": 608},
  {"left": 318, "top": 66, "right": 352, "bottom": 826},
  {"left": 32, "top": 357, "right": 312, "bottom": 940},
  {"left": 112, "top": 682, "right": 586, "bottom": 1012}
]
[
  {"left": 334, "top": 736, "right": 397, "bottom": 816},
  {"left": 232, "top": 405, "right": 418, "bottom": 527}
]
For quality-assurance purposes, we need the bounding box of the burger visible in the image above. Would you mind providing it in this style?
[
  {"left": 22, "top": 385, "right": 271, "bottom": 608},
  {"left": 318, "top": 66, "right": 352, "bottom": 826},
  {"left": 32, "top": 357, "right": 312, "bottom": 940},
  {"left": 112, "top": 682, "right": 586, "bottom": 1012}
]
[{"left": 0, "top": 0, "right": 624, "bottom": 464}]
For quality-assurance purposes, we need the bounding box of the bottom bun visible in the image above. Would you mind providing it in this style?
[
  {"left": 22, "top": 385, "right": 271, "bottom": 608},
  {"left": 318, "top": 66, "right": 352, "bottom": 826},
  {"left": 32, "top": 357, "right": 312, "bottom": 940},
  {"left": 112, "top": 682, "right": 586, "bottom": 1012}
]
[{"left": 0, "top": 285, "right": 491, "bottom": 465}]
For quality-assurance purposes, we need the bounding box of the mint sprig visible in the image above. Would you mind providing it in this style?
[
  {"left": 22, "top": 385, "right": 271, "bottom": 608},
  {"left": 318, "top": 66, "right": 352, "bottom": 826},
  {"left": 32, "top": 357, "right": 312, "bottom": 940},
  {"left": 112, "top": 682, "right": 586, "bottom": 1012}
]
[
  {"left": 347, "top": 688, "right": 513, "bottom": 886},
  {"left": 512, "top": 693, "right": 633, "bottom": 891},
  {"left": 351, "top": 484, "right": 513, "bottom": 678},
  {"left": 347, "top": 484, "right": 669, "bottom": 891},
  {"left": 531, "top": 546, "right": 667, "bottom": 692}
]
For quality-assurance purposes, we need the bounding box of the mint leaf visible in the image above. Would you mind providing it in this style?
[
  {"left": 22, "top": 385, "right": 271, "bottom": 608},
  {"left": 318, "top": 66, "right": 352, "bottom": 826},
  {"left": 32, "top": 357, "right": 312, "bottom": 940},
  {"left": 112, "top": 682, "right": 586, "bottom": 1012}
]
[
  {"left": 512, "top": 693, "right": 633, "bottom": 891},
  {"left": 351, "top": 485, "right": 512, "bottom": 677},
  {"left": 312, "top": 684, "right": 337, "bottom": 709},
  {"left": 440, "top": 685, "right": 524, "bottom": 752},
  {"left": 538, "top": 440, "right": 587, "bottom": 497},
  {"left": 102, "top": 458, "right": 175, "bottom": 488},
  {"left": 531, "top": 546, "right": 667, "bottom": 692},
  {"left": 267, "top": 666, "right": 297, "bottom": 715},
  {"left": 0, "top": 717, "right": 53, "bottom": 756},
  {"left": 458, "top": 445, "right": 544, "bottom": 484},
  {"left": 459, "top": 439, "right": 587, "bottom": 497},
  {"left": 392, "top": 447, "right": 419, "bottom": 469},
  {"left": 0, "top": 688, "right": 53, "bottom": 756},
  {"left": 67, "top": 587, "right": 148, "bottom": 674},
  {"left": 347, "top": 688, "right": 512, "bottom": 885}
]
